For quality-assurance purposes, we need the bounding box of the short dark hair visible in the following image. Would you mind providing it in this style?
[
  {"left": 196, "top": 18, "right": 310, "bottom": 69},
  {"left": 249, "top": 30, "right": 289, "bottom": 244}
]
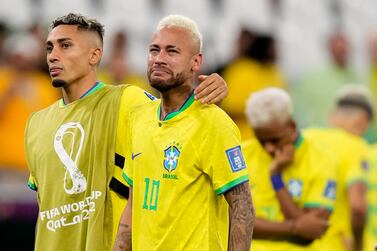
[
  {"left": 336, "top": 84, "right": 374, "bottom": 120},
  {"left": 50, "top": 13, "right": 104, "bottom": 44}
]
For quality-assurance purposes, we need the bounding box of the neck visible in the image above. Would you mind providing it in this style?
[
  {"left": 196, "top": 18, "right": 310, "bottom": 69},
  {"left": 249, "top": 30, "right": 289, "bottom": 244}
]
[
  {"left": 159, "top": 82, "right": 194, "bottom": 120},
  {"left": 61, "top": 72, "right": 98, "bottom": 104}
]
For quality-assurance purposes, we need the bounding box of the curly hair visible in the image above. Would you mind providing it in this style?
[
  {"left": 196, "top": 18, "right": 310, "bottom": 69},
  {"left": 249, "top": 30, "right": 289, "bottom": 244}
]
[{"left": 50, "top": 13, "right": 104, "bottom": 44}]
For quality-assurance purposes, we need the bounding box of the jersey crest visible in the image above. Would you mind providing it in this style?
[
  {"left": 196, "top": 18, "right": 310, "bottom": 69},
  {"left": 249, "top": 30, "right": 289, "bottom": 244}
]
[
  {"left": 288, "top": 179, "right": 303, "bottom": 197},
  {"left": 163, "top": 145, "right": 180, "bottom": 173}
]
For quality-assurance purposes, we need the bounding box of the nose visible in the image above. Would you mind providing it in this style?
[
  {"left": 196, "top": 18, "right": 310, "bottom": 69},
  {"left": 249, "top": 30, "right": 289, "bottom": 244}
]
[
  {"left": 47, "top": 48, "right": 59, "bottom": 63},
  {"left": 153, "top": 50, "right": 167, "bottom": 65}
]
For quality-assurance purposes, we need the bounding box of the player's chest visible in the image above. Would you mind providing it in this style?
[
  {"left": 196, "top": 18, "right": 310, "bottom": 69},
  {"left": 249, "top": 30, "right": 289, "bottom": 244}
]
[{"left": 131, "top": 125, "right": 202, "bottom": 180}]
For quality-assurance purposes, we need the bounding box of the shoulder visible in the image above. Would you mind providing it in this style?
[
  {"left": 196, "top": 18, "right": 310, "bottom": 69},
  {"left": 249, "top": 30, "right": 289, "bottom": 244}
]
[
  {"left": 303, "top": 127, "right": 333, "bottom": 138},
  {"left": 241, "top": 138, "right": 260, "bottom": 154},
  {"left": 25, "top": 101, "right": 60, "bottom": 138},
  {"left": 129, "top": 98, "right": 159, "bottom": 124},
  {"left": 301, "top": 138, "right": 337, "bottom": 175},
  {"left": 196, "top": 103, "right": 238, "bottom": 130},
  {"left": 121, "top": 84, "right": 156, "bottom": 102},
  {"left": 118, "top": 84, "right": 157, "bottom": 117},
  {"left": 28, "top": 100, "right": 60, "bottom": 123},
  {"left": 304, "top": 127, "right": 352, "bottom": 149}
]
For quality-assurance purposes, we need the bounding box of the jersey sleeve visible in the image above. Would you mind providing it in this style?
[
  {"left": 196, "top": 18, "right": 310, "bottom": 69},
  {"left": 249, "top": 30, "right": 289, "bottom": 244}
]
[
  {"left": 200, "top": 110, "right": 249, "bottom": 195},
  {"left": 303, "top": 155, "right": 337, "bottom": 211},
  {"left": 24, "top": 112, "right": 37, "bottom": 192},
  {"left": 344, "top": 143, "right": 368, "bottom": 187},
  {"left": 121, "top": 111, "right": 134, "bottom": 187},
  {"left": 27, "top": 174, "right": 37, "bottom": 191},
  {"left": 113, "top": 86, "right": 154, "bottom": 193}
]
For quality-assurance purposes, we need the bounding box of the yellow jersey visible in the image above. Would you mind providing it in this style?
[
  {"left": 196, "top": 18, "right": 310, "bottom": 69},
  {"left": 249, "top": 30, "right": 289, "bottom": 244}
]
[
  {"left": 304, "top": 127, "right": 368, "bottom": 251},
  {"left": 110, "top": 85, "right": 156, "bottom": 244},
  {"left": 364, "top": 144, "right": 377, "bottom": 251},
  {"left": 123, "top": 94, "right": 249, "bottom": 251},
  {"left": 26, "top": 83, "right": 154, "bottom": 250},
  {"left": 242, "top": 135, "right": 336, "bottom": 251}
]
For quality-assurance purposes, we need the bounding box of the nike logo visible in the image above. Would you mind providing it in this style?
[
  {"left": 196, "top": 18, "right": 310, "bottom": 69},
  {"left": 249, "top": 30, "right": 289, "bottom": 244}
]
[{"left": 132, "top": 152, "right": 142, "bottom": 160}]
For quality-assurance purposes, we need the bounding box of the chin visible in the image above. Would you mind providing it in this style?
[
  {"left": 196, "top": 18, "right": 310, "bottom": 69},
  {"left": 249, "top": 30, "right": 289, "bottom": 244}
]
[
  {"left": 51, "top": 79, "right": 68, "bottom": 88},
  {"left": 150, "top": 81, "right": 171, "bottom": 92}
]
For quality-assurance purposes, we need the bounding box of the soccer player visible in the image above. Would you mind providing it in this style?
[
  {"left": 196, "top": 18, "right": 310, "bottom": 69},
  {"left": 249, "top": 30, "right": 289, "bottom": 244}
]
[
  {"left": 304, "top": 84, "right": 371, "bottom": 251},
  {"left": 25, "top": 13, "right": 229, "bottom": 251},
  {"left": 364, "top": 144, "right": 377, "bottom": 251},
  {"left": 113, "top": 15, "right": 254, "bottom": 251},
  {"left": 243, "top": 88, "right": 337, "bottom": 251}
]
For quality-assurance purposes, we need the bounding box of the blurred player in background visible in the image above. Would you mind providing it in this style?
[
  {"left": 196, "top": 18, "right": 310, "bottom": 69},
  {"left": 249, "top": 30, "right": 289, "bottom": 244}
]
[
  {"left": 364, "top": 144, "right": 377, "bottom": 251},
  {"left": 304, "top": 84, "right": 372, "bottom": 251},
  {"left": 243, "top": 88, "right": 336, "bottom": 251}
]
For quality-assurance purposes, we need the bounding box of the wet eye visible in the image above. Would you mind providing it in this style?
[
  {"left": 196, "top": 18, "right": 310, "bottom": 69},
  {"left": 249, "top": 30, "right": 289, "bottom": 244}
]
[
  {"left": 168, "top": 49, "right": 178, "bottom": 54},
  {"left": 46, "top": 46, "right": 53, "bottom": 53},
  {"left": 61, "top": 42, "right": 71, "bottom": 49},
  {"left": 149, "top": 48, "right": 160, "bottom": 56}
]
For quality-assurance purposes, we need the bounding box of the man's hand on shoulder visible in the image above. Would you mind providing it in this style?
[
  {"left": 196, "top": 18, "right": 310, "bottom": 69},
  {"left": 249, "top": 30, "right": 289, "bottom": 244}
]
[{"left": 194, "top": 73, "right": 228, "bottom": 105}]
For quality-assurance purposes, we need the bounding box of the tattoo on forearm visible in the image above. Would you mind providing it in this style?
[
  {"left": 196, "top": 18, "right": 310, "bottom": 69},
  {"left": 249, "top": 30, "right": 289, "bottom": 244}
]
[
  {"left": 225, "top": 182, "right": 255, "bottom": 251},
  {"left": 114, "top": 224, "right": 132, "bottom": 251}
]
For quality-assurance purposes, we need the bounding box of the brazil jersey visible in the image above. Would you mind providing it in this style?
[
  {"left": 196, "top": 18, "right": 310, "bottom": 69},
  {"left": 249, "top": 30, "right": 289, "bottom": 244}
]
[
  {"left": 110, "top": 85, "right": 156, "bottom": 244},
  {"left": 123, "top": 94, "right": 249, "bottom": 251},
  {"left": 242, "top": 136, "right": 336, "bottom": 251},
  {"left": 304, "top": 127, "right": 368, "bottom": 251},
  {"left": 25, "top": 83, "right": 152, "bottom": 251},
  {"left": 364, "top": 144, "right": 377, "bottom": 251}
]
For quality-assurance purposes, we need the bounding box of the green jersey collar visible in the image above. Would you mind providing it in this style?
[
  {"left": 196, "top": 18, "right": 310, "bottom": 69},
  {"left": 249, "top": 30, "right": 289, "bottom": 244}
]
[
  {"left": 158, "top": 92, "right": 195, "bottom": 121},
  {"left": 295, "top": 132, "right": 304, "bottom": 149},
  {"left": 59, "top": 81, "right": 105, "bottom": 107}
]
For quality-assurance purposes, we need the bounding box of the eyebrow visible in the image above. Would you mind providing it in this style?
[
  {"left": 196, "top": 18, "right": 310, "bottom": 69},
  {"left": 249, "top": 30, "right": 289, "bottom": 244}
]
[
  {"left": 149, "top": 44, "right": 181, "bottom": 51},
  {"left": 166, "top": 45, "right": 180, "bottom": 51},
  {"left": 46, "top": 37, "right": 73, "bottom": 45}
]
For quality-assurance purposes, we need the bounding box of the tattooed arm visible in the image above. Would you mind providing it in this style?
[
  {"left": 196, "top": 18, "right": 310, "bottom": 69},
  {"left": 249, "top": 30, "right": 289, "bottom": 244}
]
[
  {"left": 224, "top": 182, "right": 255, "bottom": 251},
  {"left": 113, "top": 187, "right": 133, "bottom": 251}
]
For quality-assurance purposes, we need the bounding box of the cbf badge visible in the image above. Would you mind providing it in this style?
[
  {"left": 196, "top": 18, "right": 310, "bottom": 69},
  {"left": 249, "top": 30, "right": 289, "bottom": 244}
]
[
  {"left": 164, "top": 145, "right": 181, "bottom": 173},
  {"left": 288, "top": 179, "right": 303, "bottom": 198}
]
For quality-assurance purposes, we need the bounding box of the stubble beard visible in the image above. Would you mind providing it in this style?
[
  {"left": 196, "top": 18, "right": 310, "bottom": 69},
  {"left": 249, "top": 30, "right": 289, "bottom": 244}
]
[{"left": 148, "top": 72, "right": 186, "bottom": 93}]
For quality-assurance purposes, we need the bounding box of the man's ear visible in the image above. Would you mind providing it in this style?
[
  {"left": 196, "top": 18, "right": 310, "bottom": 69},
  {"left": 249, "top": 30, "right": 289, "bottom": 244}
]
[
  {"left": 289, "top": 119, "right": 297, "bottom": 130},
  {"left": 289, "top": 119, "right": 298, "bottom": 141},
  {"left": 191, "top": 53, "right": 202, "bottom": 72},
  {"left": 89, "top": 47, "right": 102, "bottom": 66}
]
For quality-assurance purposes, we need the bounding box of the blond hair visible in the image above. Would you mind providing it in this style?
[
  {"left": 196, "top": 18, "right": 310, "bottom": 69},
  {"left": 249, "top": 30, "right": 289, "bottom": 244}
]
[
  {"left": 156, "top": 14, "right": 202, "bottom": 52},
  {"left": 245, "top": 88, "right": 293, "bottom": 129}
]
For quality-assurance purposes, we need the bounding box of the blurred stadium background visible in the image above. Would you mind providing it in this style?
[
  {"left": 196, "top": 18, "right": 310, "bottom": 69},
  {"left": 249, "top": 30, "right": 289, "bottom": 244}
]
[{"left": 1, "top": 0, "right": 377, "bottom": 250}]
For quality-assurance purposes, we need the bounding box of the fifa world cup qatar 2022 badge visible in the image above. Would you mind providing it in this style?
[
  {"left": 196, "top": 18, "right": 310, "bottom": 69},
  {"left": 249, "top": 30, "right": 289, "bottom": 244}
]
[
  {"left": 226, "top": 146, "right": 246, "bottom": 172},
  {"left": 54, "top": 122, "right": 87, "bottom": 194},
  {"left": 162, "top": 142, "right": 182, "bottom": 180},
  {"left": 41, "top": 122, "right": 103, "bottom": 232}
]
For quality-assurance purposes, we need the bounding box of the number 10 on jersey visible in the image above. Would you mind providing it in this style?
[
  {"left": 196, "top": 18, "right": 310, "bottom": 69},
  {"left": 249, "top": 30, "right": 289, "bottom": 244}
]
[{"left": 142, "top": 178, "right": 160, "bottom": 211}]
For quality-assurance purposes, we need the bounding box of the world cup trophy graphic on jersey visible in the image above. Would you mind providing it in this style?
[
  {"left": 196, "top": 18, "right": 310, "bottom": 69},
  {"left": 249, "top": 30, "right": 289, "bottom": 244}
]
[{"left": 54, "top": 122, "right": 87, "bottom": 194}]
